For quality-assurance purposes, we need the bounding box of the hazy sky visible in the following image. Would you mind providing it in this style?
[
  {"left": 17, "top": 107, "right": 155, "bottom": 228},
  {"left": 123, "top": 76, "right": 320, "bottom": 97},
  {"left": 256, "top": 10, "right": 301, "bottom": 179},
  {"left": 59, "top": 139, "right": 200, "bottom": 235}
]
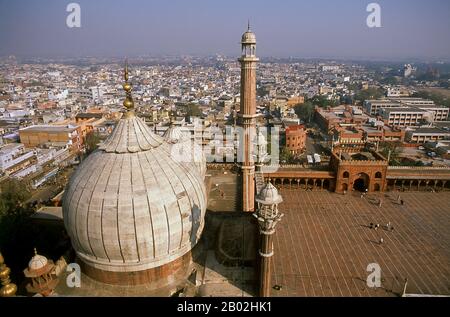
[{"left": 1, "top": 0, "right": 450, "bottom": 60}]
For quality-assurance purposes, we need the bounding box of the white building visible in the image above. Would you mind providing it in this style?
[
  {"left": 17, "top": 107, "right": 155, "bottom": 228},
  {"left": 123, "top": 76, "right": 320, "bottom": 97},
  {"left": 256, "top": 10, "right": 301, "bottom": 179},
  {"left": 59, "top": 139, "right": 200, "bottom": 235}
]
[
  {"left": 379, "top": 107, "right": 432, "bottom": 127},
  {"left": 0, "top": 143, "right": 35, "bottom": 174}
]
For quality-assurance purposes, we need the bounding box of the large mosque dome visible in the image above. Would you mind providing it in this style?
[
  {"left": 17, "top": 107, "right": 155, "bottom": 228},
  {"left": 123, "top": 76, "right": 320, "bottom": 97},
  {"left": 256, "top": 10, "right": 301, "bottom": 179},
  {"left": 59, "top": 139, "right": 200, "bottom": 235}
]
[{"left": 62, "top": 64, "right": 207, "bottom": 285}]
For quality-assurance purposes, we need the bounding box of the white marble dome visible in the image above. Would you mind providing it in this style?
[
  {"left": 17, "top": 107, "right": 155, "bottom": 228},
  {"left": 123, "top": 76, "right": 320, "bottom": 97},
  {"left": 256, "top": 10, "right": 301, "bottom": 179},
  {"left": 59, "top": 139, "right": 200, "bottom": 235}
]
[
  {"left": 63, "top": 114, "right": 207, "bottom": 273},
  {"left": 163, "top": 125, "right": 189, "bottom": 144},
  {"left": 241, "top": 30, "right": 256, "bottom": 44},
  {"left": 28, "top": 252, "right": 48, "bottom": 271},
  {"left": 256, "top": 182, "right": 283, "bottom": 205}
]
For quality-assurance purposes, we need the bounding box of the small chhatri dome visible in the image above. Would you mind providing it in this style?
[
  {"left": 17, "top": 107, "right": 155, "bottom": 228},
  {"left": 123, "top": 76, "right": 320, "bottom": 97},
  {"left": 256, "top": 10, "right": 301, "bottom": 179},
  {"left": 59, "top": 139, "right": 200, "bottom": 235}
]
[
  {"left": 28, "top": 248, "right": 48, "bottom": 271},
  {"left": 255, "top": 127, "right": 267, "bottom": 146},
  {"left": 163, "top": 111, "right": 189, "bottom": 144},
  {"left": 63, "top": 62, "right": 207, "bottom": 282},
  {"left": 256, "top": 182, "right": 283, "bottom": 205},
  {"left": 241, "top": 21, "right": 256, "bottom": 44},
  {"left": 164, "top": 125, "right": 189, "bottom": 144}
]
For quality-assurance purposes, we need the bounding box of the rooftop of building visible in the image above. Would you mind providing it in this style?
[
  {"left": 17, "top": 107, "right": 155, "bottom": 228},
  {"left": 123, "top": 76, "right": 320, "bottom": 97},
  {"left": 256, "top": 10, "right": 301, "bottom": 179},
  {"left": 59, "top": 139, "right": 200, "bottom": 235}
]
[
  {"left": 381, "top": 107, "right": 428, "bottom": 114},
  {"left": 19, "top": 125, "right": 78, "bottom": 133},
  {"left": 414, "top": 104, "right": 447, "bottom": 109},
  {"left": 334, "top": 150, "right": 386, "bottom": 162},
  {"left": 285, "top": 125, "right": 305, "bottom": 133},
  {"left": 0, "top": 142, "right": 24, "bottom": 153},
  {"left": 75, "top": 113, "right": 103, "bottom": 119},
  {"left": 340, "top": 152, "right": 377, "bottom": 161},
  {"left": 361, "top": 125, "right": 383, "bottom": 133},
  {"left": 365, "top": 99, "right": 401, "bottom": 104},
  {"left": 410, "top": 127, "right": 450, "bottom": 135},
  {"left": 433, "top": 122, "right": 450, "bottom": 129}
]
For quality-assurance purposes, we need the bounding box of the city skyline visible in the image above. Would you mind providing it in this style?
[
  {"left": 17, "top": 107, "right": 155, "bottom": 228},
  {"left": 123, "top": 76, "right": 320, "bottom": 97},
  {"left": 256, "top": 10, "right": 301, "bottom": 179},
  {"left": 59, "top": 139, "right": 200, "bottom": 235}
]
[{"left": 1, "top": 0, "right": 450, "bottom": 61}]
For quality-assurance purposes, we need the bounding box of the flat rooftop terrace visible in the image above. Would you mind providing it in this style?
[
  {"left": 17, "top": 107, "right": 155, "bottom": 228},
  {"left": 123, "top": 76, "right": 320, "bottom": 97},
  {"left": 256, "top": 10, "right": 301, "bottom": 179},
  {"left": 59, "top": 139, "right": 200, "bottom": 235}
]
[{"left": 271, "top": 190, "right": 450, "bottom": 297}]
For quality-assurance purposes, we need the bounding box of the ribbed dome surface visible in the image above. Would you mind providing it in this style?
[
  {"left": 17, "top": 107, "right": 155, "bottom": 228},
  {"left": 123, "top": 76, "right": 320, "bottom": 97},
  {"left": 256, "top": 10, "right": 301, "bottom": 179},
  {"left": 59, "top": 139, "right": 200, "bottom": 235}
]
[
  {"left": 99, "top": 116, "right": 163, "bottom": 153},
  {"left": 28, "top": 254, "right": 48, "bottom": 271},
  {"left": 256, "top": 182, "right": 283, "bottom": 205},
  {"left": 241, "top": 30, "right": 256, "bottom": 44},
  {"left": 63, "top": 115, "right": 207, "bottom": 273}
]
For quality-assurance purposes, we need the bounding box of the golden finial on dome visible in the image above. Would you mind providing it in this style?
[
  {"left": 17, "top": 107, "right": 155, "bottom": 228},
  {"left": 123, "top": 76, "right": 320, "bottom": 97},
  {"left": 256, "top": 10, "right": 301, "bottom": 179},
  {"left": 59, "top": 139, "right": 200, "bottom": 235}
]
[
  {"left": 124, "top": 60, "right": 129, "bottom": 82},
  {"left": 0, "top": 251, "right": 17, "bottom": 297},
  {"left": 122, "top": 59, "right": 135, "bottom": 115}
]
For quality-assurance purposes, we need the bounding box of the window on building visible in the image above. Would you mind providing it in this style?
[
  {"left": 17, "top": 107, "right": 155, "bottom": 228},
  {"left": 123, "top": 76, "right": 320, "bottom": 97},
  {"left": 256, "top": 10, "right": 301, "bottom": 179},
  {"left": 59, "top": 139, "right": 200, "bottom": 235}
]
[{"left": 343, "top": 171, "right": 349, "bottom": 178}]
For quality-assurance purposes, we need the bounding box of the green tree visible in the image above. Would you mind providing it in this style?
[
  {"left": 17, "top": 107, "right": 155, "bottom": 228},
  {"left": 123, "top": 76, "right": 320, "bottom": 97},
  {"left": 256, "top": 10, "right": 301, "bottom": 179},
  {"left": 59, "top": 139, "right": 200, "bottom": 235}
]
[
  {"left": 0, "top": 178, "right": 69, "bottom": 290},
  {"left": 379, "top": 141, "right": 403, "bottom": 165},
  {"left": 85, "top": 131, "right": 102, "bottom": 155},
  {"left": 280, "top": 147, "right": 295, "bottom": 164},
  {"left": 294, "top": 101, "right": 315, "bottom": 123},
  {"left": 412, "top": 91, "right": 450, "bottom": 108},
  {"left": 354, "top": 87, "right": 385, "bottom": 104},
  {"left": 309, "top": 95, "right": 339, "bottom": 108},
  {"left": 186, "top": 103, "right": 202, "bottom": 117},
  {"left": 0, "top": 179, "right": 31, "bottom": 217}
]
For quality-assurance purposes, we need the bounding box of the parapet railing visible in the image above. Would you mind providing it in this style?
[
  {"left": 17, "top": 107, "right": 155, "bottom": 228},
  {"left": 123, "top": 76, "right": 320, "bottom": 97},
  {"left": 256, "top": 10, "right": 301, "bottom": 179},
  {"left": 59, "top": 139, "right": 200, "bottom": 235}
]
[{"left": 388, "top": 166, "right": 450, "bottom": 170}]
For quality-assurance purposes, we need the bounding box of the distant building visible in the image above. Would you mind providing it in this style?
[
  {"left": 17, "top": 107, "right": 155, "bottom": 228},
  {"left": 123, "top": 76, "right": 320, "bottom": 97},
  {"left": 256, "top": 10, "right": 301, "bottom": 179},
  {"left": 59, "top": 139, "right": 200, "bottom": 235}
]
[
  {"left": 364, "top": 97, "right": 448, "bottom": 124},
  {"left": 363, "top": 99, "right": 402, "bottom": 116},
  {"left": 386, "top": 87, "right": 411, "bottom": 97},
  {"left": 321, "top": 65, "right": 340, "bottom": 72},
  {"left": 287, "top": 96, "right": 305, "bottom": 107},
  {"left": 406, "top": 128, "right": 450, "bottom": 144},
  {"left": 19, "top": 125, "right": 83, "bottom": 151},
  {"left": 379, "top": 107, "right": 432, "bottom": 127},
  {"left": 285, "top": 125, "right": 306, "bottom": 155},
  {"left": 315, "top": 105, "right": 368, "bottom": 132},
  {"left": 362, "top": 125, "right": 406, "bottom": 143},
  {"left": 0, "top": 143, "right": 35, "bottom": 176},
  {"left": 404, "top": 64, "right": 415, "bottom": 78},
  {"left": 414, "top": 105, "right": 449, "bottom": 122}
]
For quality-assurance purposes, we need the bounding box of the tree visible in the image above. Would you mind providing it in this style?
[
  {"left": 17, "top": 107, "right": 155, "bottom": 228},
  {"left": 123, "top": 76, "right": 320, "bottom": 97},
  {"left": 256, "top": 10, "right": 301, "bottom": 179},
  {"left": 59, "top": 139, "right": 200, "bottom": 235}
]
[
  {"left": 354, "top": 87, "right": 385, "bottom": 104},
  {"left": 0, "top": 178, "right": 68, "bottom": 290},
  {"left": 0, "top": 179, "right": 31, "bottom": 217},
  {"left": 186, "top": 103, "right": 202, "bottom": 118},
  {"left": 309, "top": 95, "right": 339, "bottom": 108},
  {"left": 412, "top": 91, "right": 450, "bottom": 108},
  {"left": 280, "top": 147, "right": 295, "bottom": 164},
  {"left": 85, "top": 131, "right": 102, "bottom": 155},
  {"left": 294, "top": 101, "right": 314, "bottom": 123},
  {"left": 379, "top": 141, "right": 403, "bottom": 165}
]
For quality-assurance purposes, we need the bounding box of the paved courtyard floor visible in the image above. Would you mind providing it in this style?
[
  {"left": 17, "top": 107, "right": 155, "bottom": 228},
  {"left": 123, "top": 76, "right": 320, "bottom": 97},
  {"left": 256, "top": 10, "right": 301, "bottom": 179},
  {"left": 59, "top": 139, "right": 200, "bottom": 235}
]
[{"left": 271, "top": 190, "right": 450, "bottom": 297}]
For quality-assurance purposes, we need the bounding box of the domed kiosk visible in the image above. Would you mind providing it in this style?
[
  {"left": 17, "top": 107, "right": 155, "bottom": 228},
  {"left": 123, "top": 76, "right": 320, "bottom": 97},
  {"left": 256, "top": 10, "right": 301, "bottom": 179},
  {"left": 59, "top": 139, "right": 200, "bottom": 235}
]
[
  {"left": 62, "top": 63, "right": 207, "bottom": 286},
  {"left": 163, "top": 114, "right": 207, "bottom": 180}
]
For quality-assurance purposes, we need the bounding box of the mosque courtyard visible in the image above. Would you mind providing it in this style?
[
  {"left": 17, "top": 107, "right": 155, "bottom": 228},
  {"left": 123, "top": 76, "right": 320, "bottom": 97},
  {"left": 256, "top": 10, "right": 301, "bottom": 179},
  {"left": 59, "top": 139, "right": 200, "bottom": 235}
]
[{"left": 270, "top": 189, "right": 450, "bottom": 297}]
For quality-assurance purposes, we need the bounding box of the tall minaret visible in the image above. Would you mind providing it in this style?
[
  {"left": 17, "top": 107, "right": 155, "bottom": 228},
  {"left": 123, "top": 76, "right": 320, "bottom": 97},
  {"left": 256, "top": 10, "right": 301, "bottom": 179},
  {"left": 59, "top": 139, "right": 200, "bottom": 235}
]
[{"left": 239, "top": 22, "right": 259, "bottom": 212}]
